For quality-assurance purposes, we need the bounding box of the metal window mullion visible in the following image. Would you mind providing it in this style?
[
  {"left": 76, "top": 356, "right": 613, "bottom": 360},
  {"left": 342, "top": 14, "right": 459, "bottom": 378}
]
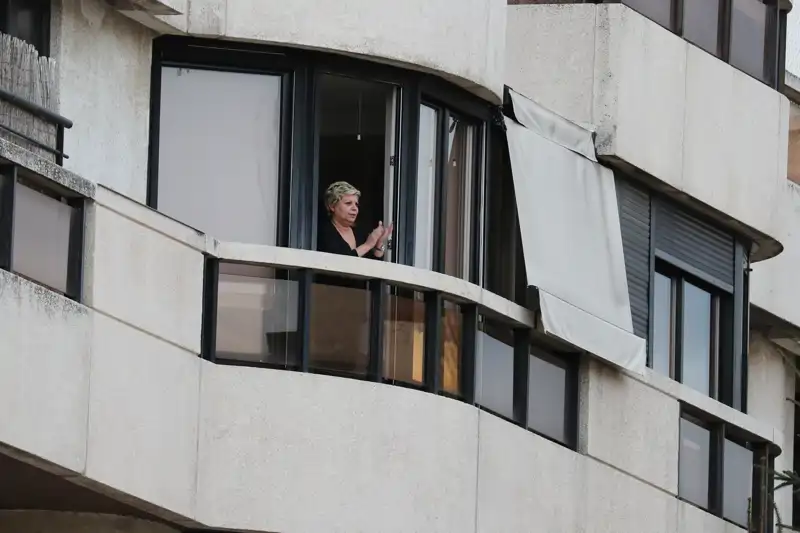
[
  {"left": 0, "top": 165, "right": 16, "bottom": 272},
  {"left": 399, "top": 83, "right": 420, "bottom": 266},
  {"left": 710, "top": 424, "right": 725, "bottom": 517},
  {"left": 424, "top": 291, "right": 443, "bottom": 393},
  {"left": 720, "top": 0, "right": 733, "bottom": 62},
  {"left": 731, "top": 243, "right": 745, "bottom": 411},
  {"left": 673, "top": 276, "right": 684, "bottom": 383},
  {"left": 65, "top": 199, "right": 85, "bottom": 301},
  {"left": 297, "top": 269, "right": 313, "bottom": 373},
  {"left": 672, "top": 0, "right": 684, "bottom": 35},
  {"left": 460, "top": 304, "right": 478, "bottom": 404},
  {"left": 200, "top": 257, "right": 220, "bottom": 362},
  {"left": 368, "top": 279, "right": 387, "bottom": 382},
  {"left": 512, "top": 328, "right": 530, "bottom": 428}
]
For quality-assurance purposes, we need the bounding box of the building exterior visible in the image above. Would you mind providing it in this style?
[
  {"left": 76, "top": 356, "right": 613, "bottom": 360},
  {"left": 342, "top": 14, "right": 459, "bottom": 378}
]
[{"left": 0, "top": 1, "right": 798, "bottom": 532}]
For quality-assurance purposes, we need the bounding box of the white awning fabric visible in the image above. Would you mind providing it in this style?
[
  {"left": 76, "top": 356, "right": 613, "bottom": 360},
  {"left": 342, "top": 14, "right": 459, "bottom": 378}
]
[{"left": 504, "top": 88, "right": 646, "bottom": 374}]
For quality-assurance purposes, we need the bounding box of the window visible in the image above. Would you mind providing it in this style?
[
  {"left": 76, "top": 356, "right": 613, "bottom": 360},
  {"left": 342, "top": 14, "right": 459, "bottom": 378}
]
[
  {"left": 0, "top": 0, "right": 50, "bottom": 56},
  {"left": 213, "top": 263, "right": 299, "bottom": 367},
  {"left": 652, "top": 266, "right": 725, "bottom": 397},
  {"left": 678, "top": 413, "right": 767, "bottom": 529},
  {"left": 443, "top": 116, "right": 478, "bottom": 280},
  {"left": 440, "top": 300, "right": 465, "bottom": 396},
  {"left": 414, "top": 104, "right": 438, "bottom": 270},
  {"left": 383, "top": 287, "right": 425, "bottom": 385},
  {"left": 476, "top": 318, "right": 515, "bottom": 420},
  {"left": 527, "top": 348, "right": 576, "bottom": 446},
  {"left": 0, "top": 165, "right": 84, "bottom": 300},
  {"left": 788, "top": 103, "right": 800, "bottom": 184},
  {"left": 155, "top": 67, "right": 283, "bottom": 245},
  {"left": 615, "top": 0, "right": 781, "bottom": 87}
]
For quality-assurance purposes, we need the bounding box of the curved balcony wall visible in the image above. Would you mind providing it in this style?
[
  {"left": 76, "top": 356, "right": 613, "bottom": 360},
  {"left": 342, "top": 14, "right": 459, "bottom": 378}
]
[{"left": 126, "top": 0, "right": 506, "bottom": 102}]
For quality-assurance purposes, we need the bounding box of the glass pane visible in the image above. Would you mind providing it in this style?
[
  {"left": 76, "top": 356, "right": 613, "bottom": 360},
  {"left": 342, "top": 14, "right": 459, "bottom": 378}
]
[
  {"left": 309, "top": 277, "right": 370, "bottom": 377},
  {"left": 788, "top": 103, "right": 800, "bottom": 184},
  {"left": 440, "top": 301, "right": 463, "bottom": 395},
  {"left": 652, "top": 272, "right": 673, "bottom": 377},
  {"left": 681, "top": 282, "right": 713, "bottom": 395},
  {"left": 157, "top": 68, "right": 282, "bottom": 245},
  {"left": 443, "top": 117, "right": 476, "bottom": 280},
  {"left": 528, "top": 352, "right": 569, "bottom": 443},
  {"left": 415, "top": 105, "right": 438, "bottom": 269},
  {"left": 215, "top": 263, "right": 299, "bottom": 366},
  {"left": 679, "top": 418, "right": 711, "bottom": 508},
  {"left": 621, "top": 0, "right": 672, "bottom": 29},
  {"left": 729, "top": 0, "right": 768, "bottom": 82},
  {"left": 476, "top": 320, "right": 514, "bottom": 419},
  {"left": 317, "top": 74, "right": 396, "bottom": 248},
  {"left": 683, "top": 0, "right": 720, "bottom": 55},
  {"left": 384, "top": 288, "right": 425, "bottom": 385},
  {"left": 723, "top": 439, "right": 753, "bottom": 527},
  {"left": 12, "top": 182, "right": 73, "bottom": 294}
]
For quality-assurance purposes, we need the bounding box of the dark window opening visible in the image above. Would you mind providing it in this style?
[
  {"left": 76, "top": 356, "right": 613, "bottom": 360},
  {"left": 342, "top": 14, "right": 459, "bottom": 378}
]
[{"left": 0, "top": 0, "right": 50, "bottom": 56}]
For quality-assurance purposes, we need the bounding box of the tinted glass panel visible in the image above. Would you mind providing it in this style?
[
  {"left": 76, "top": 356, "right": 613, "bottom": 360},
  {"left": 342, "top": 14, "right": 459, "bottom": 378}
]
[
  {"left": 683, "top": 0, "right": 720, "bottom": 55},
  {"left": 309, "top": 277, "right": 370, "bottom": 377},
  {"left": 729, "top": 0, "right": 768, "bottom": 82},
  {"left": 681, "top": 282, "right": 713, "bottom": 395},
  {"left": 215, "top": 263, "right": 299, "bottom": 366},
  {"left": 788, "top": 103, "right": 800, "bottom": 185},
  {"left": 157, "top": 68, "right": 282, "bottom": 245},
  {"left": 679, "top": 418, "right": 711, "bottom": 508},
  {"left": 723, "top": 439, "right": 753, "bottom": 527},
  {"left": 443, "top": 117, "right": 476, "bottom": 280},
  {"left": 622, "top": 0, "right": 672, "bottom": 29},
  {"left": 12, "top": 182, "right": 73, "bottom": 294},
  {"left": 441, "top": 301, "right": 464, "bottom": 395},
  {"left": 5, "top": 0, "right": 48, "bottom": 54},
  {"left": 415, "top": 105, "right": 438, "bottom": 269},
  {"left": 384, "top": 288, "right": 425, "bottom": 385},
  {"left": 476, "top": 321, "right": 514, "bottom": 419},
  {"left": 652, "top": 272, "right": 673, "bottom": 376},
  {"left": 528, "top": 352, "right": 569, "bottom": 444}
]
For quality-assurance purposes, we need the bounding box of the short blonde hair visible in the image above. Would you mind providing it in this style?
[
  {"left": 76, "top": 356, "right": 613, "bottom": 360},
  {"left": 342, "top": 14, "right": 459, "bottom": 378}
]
[{"left": 324, "top": 181, "right": 361, "bottom": 213}]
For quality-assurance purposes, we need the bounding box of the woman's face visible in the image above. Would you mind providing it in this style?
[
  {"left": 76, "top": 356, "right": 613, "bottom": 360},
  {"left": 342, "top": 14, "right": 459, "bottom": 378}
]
[{"left": 331, "top": 193, "right": 359, "bottom": 226}]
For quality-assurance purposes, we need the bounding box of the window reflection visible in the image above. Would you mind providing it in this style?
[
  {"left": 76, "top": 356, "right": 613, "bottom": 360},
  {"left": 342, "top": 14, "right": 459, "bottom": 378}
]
[
  {"left": 476, "top": 320, "right": 514, "bottom": 419},
  {"left": 528, "top": 351, "right": 570, "bottom": 444},
  {"left": 729, "top": 0, "right": 769, "bottom": 82},
  {"left": 683, "top": 0, "right": 720, "bottom": 55},
  {"left": 309, "top": 277, "right": 371, "bottom": 377},
  {"left": 415, "top": 105, "right": 438, "bottom": 269},
  {"left": 679, "top": 417, "right": 711, "bottom": 508},
  {"left": 681, "top": 282, "right": 713, "bottom": 395},
  {"left": 723, "top": 439, "right": 753, "bottom": 527},
  {"left": 440, "top": 300, "right": 464, "bottom": 395},
  {"left": 443, "top": 117, "right": 476, "bottom": 280},
  {"left": 652, "top": 272, "right": 673, "bottom": 377},
  {"left": 215, "top": 263, "right": 299, "bottom": 366},
  {"left": 384, "top": 288, "right": 425, "bottom": 385}
]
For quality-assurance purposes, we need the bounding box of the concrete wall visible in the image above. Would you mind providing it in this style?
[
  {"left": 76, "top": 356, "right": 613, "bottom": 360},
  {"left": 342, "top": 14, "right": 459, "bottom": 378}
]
[
  {"left": 55, "top": 0, "right": 155, "bottom": 202},
  {"left": 506, "top": 4, "right": 787, "bottom": 254},
  {"left": 119, "top": 0, "right": 506, "bottom": 102}
]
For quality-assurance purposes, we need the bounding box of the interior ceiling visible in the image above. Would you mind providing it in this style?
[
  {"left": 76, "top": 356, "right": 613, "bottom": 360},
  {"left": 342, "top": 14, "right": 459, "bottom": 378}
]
[{"left": 0, "top": 451, "right": 169, "bottom": 525}]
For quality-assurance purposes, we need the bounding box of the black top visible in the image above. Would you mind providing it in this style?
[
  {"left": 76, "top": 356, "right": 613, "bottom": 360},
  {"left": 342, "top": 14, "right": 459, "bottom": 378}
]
[{"left": 318, "top": 219, "right": 381, "bottom": 260}]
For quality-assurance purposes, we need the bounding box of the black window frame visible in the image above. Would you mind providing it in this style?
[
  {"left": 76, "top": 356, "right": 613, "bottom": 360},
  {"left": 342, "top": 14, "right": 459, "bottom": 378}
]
[
  {"left": 148, "top": 37, "right": 493, "bottom": 282},
  {"left": 678, "top": 408, "right": 774, "bottom": 531},
  {"left": 610, "top": 0, "right": 785, "bottom": 88},
  {"left": 0, "top": 163, "right": 85, "bottom": 301},
  {"left": 0, "top": 0, "right": 50, "bottom": 56}
]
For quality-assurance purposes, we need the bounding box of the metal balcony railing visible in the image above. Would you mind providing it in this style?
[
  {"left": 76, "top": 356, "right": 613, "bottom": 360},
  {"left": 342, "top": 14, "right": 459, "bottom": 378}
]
[{"left": 0, "top": 86, "right": 73, "bottom": 165}]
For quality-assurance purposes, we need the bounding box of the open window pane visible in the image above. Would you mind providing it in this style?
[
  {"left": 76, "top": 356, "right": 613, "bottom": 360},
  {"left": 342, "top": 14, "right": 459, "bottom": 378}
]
[
  {"left": 723, "top": 439, "right": 753, "bottom": 527},
  {"left": 652, "top": 272, "right": 673, "bottom": 376},
  {"left": 157, "top": 67, "right": 282, "bottom": 245},
  {"left": 309, "top": 277, "right": 371, "bottom": 377},
  {"left": 440, "top": 300, "right": 464, "bottom": 395},
  {"left": 317, "top": 74, "right": 397, "bottom": 246},
  {"left": 384, "top": 288, "right": 425, "bottom": 385},
  {"left": 12, "top": 182, "right": 73, "bottom": 294},
  {"left": 415, "top": 104, "right": 438, "bottom": 270},
  {"left": 729, "top": 0, "right": 768, "bottom": 82},
  {"left": 443, "top": 117, "right": 476, "bottom": 280},
  {"left": 215, "top": 263, "right": 299, "bottom": 366},
  {"left": 683, "top": 0, "right": 720, "bottom": 55},
  {"left": 621, "top": 0, "right": 672, "bottom": 30},
  {"left": 679, "top": 417, "right": 711, "bottom": 508},
  {"left": 681, "top": 282, "right": 713, "bottom": 395},
  {"left": 528, "top": 351, "right": 570, "bottom": 444},
  {"left": 476, "top": 320, "right": 514, "bottom": 419}
]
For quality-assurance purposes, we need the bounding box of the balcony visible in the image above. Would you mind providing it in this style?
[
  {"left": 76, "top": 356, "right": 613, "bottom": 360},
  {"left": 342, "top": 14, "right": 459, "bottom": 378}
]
[{"left": 505, "top": 3, "right": 788, "bottom": 257}]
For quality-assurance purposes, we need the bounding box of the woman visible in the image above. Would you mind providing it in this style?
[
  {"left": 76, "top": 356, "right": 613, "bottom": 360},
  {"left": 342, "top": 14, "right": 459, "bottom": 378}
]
[{"left": 319, "top": 181, "right": 393, "bottom": 259}]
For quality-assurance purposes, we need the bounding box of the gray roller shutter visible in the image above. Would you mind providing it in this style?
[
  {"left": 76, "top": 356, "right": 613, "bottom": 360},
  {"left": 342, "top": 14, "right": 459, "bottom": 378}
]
[
  {"left": 654, "top": 201, "right": 735, "bottom": 287},
  {"left": 616, "top": 178, "right": 651, "bottom": 339}
]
